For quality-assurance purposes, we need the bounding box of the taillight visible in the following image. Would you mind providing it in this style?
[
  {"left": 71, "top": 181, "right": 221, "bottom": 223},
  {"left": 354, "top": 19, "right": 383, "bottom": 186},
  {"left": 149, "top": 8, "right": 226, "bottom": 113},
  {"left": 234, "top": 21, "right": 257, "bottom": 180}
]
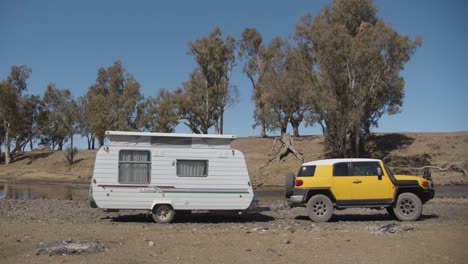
[{"left": 295, "top": 179, "right": 303, "bottom": 187}]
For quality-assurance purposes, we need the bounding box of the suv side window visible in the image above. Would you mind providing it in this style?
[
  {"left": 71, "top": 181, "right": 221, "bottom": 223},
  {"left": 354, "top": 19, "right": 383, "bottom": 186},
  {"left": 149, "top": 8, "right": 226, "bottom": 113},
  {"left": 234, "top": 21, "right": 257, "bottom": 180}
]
[
  {"left": 333, "top": 162, "right": 350, "bottom": 176},
  {"left": 298, "top": 165, "right": 316, "bottom": 177},
  {"left": 352, "top": 162, "right": 381, "bottom": 176}
]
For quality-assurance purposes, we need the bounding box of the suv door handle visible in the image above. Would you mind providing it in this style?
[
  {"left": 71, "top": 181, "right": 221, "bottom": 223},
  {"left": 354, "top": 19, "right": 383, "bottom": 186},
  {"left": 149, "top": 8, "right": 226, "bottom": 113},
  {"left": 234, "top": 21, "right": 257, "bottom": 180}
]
[{"left": 352, "top": 180, "right": 362, "bottom": 184}]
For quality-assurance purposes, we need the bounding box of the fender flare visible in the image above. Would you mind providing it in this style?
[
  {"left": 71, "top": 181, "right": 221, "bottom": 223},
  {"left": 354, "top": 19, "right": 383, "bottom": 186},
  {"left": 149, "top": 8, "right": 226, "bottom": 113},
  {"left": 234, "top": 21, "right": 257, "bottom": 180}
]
[{"left": 151, "top": 200, "right": 174, "bottom": 211}]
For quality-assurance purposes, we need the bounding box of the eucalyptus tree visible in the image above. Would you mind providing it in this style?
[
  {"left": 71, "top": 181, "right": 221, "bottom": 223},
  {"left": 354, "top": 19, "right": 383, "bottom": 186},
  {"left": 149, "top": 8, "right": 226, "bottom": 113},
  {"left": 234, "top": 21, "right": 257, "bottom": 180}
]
[
  {"left": 84, "top": 61, "right": 142, "bottom": 146},
  {"left": 43, "top": 84, "right": 78, "bottom": 163},
  {"left": 137, "top": 88, "right": 179, "bottom": 133},
  {"left": 296, "top": 0, "right": 421, "bottom": 157},
  {"left": 188, "top": 27, "right": 238, "bottom": 134},
  {"left": 175, "top": 69, "right": 217, "bottom": 134},
  {"left": 0, "top": 65, "right": 32, "bottom": 164},
  {"left": 239, "top": 28, "right": 272, "bottom": 137},
  {"left": 240, "top": 30, "right": 311, "bottom": 137}
]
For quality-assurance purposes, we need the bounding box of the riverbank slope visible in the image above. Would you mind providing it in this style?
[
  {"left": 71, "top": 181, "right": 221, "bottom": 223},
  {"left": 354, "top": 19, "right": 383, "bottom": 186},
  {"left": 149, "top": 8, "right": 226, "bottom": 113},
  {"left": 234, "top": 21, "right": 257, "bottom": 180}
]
[{"left": 1, "top": 132, "right": 467, "bottom": 185}]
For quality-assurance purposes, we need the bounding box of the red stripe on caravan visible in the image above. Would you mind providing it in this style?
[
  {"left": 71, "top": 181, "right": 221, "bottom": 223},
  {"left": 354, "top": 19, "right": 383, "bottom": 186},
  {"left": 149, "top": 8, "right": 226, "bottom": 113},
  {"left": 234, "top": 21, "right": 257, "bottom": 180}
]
[{"left": 97, "top": 184, "right": 176, "bottom": 189}]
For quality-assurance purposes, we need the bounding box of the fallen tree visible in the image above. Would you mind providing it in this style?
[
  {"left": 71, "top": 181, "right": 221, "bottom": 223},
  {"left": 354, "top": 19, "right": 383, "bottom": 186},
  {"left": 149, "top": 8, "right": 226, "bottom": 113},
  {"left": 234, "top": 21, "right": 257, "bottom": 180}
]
[{"left": 269, "top": 133, "right": 304, "bottom": 163}]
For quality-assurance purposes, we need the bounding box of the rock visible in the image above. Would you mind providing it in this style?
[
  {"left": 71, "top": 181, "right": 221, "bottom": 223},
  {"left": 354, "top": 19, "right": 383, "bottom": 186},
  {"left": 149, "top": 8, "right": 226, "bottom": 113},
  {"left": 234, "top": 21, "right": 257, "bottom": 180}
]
[
  {"left": 269, "top": 201, "right": 289, "bottom": 211},
  {"left": 243, "top": 248, "right": 252, "bottom": 252},
  {"left": 286, "top": 226, "right": 295, "bottom": 233},
  {"left": 281, "top": 239, "right": 291, "bottom": 244},
  {"left": 253, "top": 226, "right": 269, "bottom": 232},
  {"left": 149, "top": 241, "right": 155, "bottom": 247},
  {"left": 368, "top": 223, "right": 415, "bottom": 234},
  {"left": 36, "top": 240, "right": 104, "bottom": 255}
]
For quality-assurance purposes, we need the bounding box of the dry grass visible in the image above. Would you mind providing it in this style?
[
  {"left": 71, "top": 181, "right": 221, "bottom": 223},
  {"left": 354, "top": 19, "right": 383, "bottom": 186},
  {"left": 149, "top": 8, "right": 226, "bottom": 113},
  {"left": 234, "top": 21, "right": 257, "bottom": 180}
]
[{"left": 1, "top": 132, "right": 467, "bottom": 185}]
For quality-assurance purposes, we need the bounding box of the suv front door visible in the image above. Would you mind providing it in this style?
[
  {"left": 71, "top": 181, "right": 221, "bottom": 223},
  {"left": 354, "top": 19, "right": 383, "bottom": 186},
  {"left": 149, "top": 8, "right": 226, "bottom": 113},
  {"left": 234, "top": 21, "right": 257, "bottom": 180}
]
[{"left": 349, "top": 162, "right": 393, "bottom": 202}]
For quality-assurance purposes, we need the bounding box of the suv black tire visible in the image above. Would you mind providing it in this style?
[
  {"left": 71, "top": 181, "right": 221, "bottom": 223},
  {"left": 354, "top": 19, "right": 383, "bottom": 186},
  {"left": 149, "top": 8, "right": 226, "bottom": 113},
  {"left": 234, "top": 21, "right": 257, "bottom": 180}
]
[
  {"left": 285, "top": 172, "right": 295, "bottom": 198},
  {"left": 306, "top": 194, "right": 333, "bottom": 222},
  {"left": 386, "top": 207, "right": 395, "bottom": 217},
  {"left": 393, "top": 192, "right": 422, "bottom": 221}
]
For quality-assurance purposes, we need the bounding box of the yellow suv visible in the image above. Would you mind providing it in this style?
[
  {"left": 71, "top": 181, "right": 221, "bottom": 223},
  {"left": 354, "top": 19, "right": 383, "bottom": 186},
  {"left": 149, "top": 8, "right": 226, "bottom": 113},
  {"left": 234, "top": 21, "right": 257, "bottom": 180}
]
[{"left": 285, "top": 158, "right": 434, "bottom": 222}]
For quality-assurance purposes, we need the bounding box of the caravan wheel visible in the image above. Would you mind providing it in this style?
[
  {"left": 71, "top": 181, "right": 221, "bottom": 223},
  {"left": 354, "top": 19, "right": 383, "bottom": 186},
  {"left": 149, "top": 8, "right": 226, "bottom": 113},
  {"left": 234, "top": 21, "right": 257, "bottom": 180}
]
[{"left": 152, "top": 204, "right": 175, "bottom": 224}]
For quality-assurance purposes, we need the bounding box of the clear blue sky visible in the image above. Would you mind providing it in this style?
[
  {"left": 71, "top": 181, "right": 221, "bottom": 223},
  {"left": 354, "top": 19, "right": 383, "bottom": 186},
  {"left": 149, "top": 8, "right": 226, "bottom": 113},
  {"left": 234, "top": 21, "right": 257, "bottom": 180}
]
[{"left": 1, "top": 0, "right": 467, "bottom": 141}]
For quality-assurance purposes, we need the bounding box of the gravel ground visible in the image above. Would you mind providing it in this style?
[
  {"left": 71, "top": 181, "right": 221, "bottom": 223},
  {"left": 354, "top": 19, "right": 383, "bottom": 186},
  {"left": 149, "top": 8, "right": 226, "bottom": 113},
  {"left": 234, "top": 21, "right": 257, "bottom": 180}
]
[
  {"left": 1, "top": 198, "right": 468, "bottom": 264},
  {"left": 1, "top": 197, "right": 467, "bottom": 229}
]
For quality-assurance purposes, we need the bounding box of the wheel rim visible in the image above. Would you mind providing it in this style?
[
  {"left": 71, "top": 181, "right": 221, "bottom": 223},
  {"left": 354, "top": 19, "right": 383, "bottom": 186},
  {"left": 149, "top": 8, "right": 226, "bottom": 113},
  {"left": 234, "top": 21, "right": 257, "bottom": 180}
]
[
  {"left": 157, "top": 206, "right": 170, "bottom": 220},
  {"left": 312, "top": 200, "right": 328, "bottom": 216},
  {"left": 399, "top": 198, "right": 416, "bottom": 215}
]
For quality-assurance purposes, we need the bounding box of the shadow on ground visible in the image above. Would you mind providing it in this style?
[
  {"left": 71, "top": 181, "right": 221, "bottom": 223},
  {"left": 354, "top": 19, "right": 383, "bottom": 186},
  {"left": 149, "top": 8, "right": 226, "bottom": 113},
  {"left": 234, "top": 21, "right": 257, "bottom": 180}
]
[
  {"left": 367, "top": 133, "right": 415, "bottom": 158},
  {"left": 13, "top": 151, "right": 55, "bottom": 163},
  {"left": 295, "top": 213, "right": 438, "bottom": 222},
  {"left": 110, "top": 212, "right": 275, "bottom": 224}
]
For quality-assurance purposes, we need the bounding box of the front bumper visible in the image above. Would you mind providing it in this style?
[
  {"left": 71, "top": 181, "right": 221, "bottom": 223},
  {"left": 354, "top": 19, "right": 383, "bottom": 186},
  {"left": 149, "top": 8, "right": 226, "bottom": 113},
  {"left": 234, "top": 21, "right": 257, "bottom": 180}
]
[{"left": 422, "top": 188, "right": 435, "bottom": 203}]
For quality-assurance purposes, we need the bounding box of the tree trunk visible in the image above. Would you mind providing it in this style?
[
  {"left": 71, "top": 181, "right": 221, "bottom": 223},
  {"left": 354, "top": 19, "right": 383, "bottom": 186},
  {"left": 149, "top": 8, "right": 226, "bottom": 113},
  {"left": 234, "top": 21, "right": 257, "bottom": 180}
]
[
  {"left": 280, "top": 117, "right": 288, "bottom": 136},
  {"left": 260, "top": 123, "right": 266, "bottom": 138},
  {"left": 214, "top": 120, "right": 220, "bottom": 134},
  {"left": 290, "top": 118, "right": 300, "bottom": 137},
  {"left": 70, "top": 133, "right": 74, "bottom": 164},
  {"left": 98, "top": 136, "right": 104, "bottom": 147},
  {"left": 86, "top": 134, "right": 91, "bottom": 150},
  {"left": 355, "top": 124, "right": 360, "bottom": 158},
  {"left": 92, "top": 136, "right": 95, "bottom": 150},
  {"left": 4, "top": 121, "right": 11, "bottom": 165},
  {"left": 219, "top": 108, "right": 224, "bottom": 135},
  {"left": 341, "top": 135, "right": 347, "bottom": 158},
  {"left": 29, "top": 138, "right": 33, "bottom": 151}
]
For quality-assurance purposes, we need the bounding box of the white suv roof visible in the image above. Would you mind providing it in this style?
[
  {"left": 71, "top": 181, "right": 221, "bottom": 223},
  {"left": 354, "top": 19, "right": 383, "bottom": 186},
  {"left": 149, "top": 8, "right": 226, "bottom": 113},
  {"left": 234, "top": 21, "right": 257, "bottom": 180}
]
[{"left": 302, "top": 158, "right": 381, "bottom": 166}]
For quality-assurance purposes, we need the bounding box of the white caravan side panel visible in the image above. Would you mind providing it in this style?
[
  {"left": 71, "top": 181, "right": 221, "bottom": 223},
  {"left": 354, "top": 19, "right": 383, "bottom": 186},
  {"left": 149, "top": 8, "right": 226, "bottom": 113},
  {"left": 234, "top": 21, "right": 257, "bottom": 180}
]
[{"left": 91, "top": 146, "right": 254, "bottom": 211}]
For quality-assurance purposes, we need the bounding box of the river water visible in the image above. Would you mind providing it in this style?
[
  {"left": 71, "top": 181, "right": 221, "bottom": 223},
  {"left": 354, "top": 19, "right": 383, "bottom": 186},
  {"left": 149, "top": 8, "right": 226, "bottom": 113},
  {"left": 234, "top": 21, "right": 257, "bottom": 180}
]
[{"left": 0, "top": 182, "right": 467, "bottom": 201}]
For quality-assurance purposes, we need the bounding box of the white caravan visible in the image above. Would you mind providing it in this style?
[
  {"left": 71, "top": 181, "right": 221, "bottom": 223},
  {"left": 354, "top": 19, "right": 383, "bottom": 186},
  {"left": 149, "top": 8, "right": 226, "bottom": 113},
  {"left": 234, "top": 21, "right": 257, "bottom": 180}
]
[{"left": 89, "top": 131, "right": 258, "bottom": 223}]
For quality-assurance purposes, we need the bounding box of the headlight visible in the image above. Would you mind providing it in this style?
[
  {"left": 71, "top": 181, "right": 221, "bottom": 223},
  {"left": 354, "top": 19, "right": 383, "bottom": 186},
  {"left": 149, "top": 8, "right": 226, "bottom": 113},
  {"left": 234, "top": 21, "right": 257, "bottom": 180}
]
[{"left": 422, "top": 180, "right": 429, "bottom": 189}]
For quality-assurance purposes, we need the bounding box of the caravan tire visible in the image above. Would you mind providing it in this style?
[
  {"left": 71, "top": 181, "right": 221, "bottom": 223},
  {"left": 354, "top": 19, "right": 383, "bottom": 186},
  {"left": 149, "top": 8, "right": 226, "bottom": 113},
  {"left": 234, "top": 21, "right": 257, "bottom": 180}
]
[
  {"left": 285, "top": 172, "right": 295, "bottom": 198},
  {"left": 152, "top": 204, "right": 175, "bottom": 224}
]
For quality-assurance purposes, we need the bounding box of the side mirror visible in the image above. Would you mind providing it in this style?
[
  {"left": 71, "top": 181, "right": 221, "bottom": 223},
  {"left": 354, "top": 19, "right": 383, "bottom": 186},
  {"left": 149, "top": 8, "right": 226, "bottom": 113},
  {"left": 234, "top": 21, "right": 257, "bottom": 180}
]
[{"left": 377, "top": 167, "right": 383, "bottom": 180}]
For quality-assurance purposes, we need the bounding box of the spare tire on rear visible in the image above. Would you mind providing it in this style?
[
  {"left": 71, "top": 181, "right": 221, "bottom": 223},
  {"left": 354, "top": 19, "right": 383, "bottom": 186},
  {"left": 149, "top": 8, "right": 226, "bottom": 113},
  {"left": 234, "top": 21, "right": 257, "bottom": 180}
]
[{"left": 285, "top": 172, "right": 295, "bottom": 198}]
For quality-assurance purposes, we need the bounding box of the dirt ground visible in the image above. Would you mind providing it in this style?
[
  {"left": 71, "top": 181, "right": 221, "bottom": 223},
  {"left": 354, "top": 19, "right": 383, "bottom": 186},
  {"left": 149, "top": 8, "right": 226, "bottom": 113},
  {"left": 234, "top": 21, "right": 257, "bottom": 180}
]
[
  {"left": 0, "top": 132, "right": 467, "bottom": 263},
  {"left": 1, "top": 197, "right": 467, "bottom": 264}
]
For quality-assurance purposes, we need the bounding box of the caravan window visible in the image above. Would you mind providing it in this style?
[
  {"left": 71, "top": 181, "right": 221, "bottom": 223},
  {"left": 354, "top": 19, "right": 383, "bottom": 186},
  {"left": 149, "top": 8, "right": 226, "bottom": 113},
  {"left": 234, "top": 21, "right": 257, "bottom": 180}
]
[
  {"left": 119, "top": 150, "right": 151, "bottom": 184},
  {"left": 177, "top": 160, "right": 208, "bottom": 177}
]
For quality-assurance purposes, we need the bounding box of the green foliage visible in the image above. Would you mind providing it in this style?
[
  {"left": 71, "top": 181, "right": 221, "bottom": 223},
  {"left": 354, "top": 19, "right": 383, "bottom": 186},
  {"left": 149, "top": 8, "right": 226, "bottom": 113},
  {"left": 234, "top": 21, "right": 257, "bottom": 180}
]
[
  {"left": 64, "top": 146, "right": 79, "bottom": 165},
  {"left": 0, "top": 65, "right": 34, "bottom": 164},
  {"left": 186, "top": 27, "right": 238, "bottom": 134},
  {"left": 84, "top": 61, "right": 142, "bottom": 145},
  {"left": 240, "top": 31, "right": 311, "bottom": 136},
  {"left": 295, "top": 0, "right": 421, "bottom": 157},
  {"left": 175, "top": 69, "right": 216, "bottom": 134},
  {"left": 43, "top": 84, "right": 70, "bottom": 149},
  {"left": 1, "top": 0, "right": 420, "bottom": 162},
  {"left": 137, "top": 89, "right": 179, "bottom": 133}
]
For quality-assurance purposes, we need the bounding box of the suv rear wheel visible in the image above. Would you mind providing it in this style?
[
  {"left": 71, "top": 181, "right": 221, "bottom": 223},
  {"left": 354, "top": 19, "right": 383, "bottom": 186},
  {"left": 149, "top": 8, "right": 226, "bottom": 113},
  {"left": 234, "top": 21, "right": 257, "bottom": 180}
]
[
  {"left": 306, "top": 194, "right": 333, "bottom": 222},
  {"left": 393, "top": 192, "right": 422, "bottom": 221}
]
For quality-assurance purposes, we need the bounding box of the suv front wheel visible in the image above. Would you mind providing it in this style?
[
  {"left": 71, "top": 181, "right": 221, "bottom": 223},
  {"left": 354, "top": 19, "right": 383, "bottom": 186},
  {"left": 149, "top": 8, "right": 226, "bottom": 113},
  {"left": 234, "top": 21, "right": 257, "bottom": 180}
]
[
  {"left": 306, "top": 194, "right": 333, "bottom": 222},
  {"left": 393, "top": 192, "right": 423, "bottom": 221}
]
